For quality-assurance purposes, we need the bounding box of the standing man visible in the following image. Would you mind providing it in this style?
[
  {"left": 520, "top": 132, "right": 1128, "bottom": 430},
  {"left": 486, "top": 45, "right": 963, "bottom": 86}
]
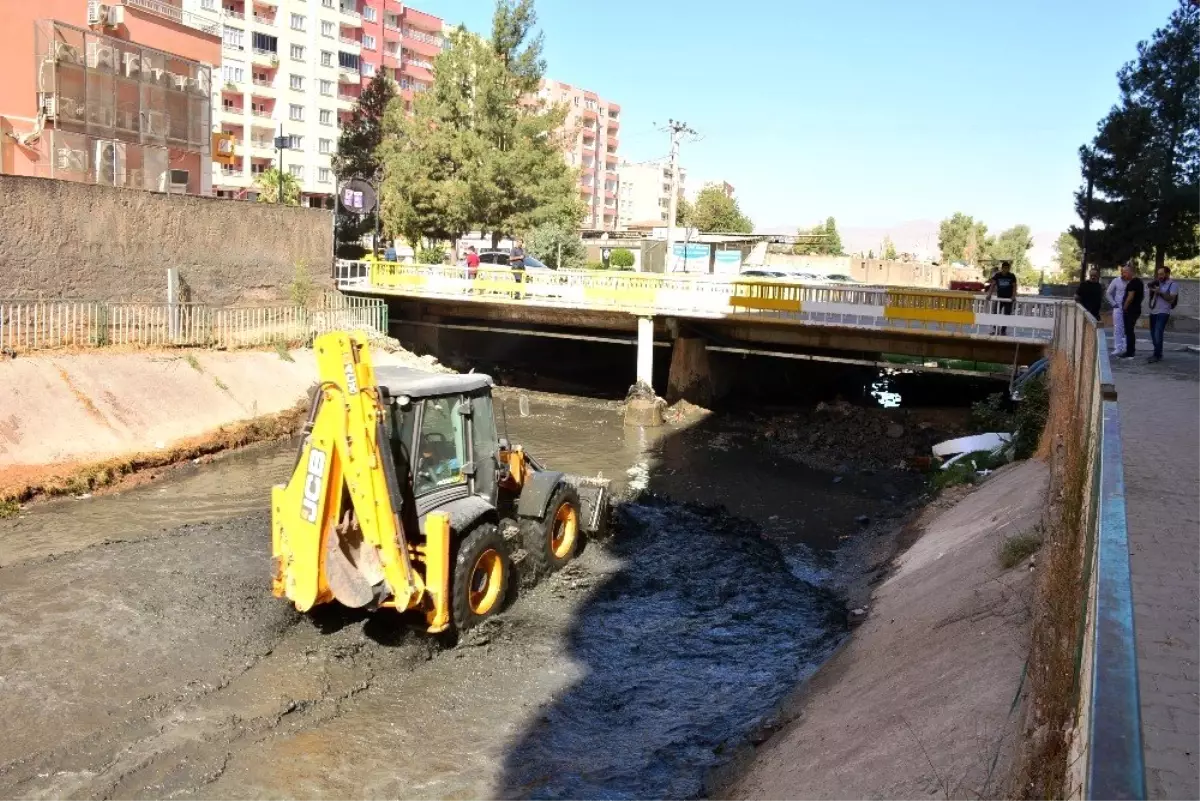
[
  {"left": 465, "top": 245, "right": 480, "bottom": 279},
  {"left": 985, "top": 260, "right": 1018, "bottom": 335},
  {"left": 1075, "top": 267, "right": 1104, "bottom": 321},
  {"left": 1105, "top": 267, "right": 1128, "bottom": 356},
  {"left": 1145, "top": 265, "right": 1179, "bottom": 363},
  {"left": 509, "top": 238, "right": 526, "bottom": 284},
  {"left": 1116, "top": 263, "right": 1144, "bottom": 359}
]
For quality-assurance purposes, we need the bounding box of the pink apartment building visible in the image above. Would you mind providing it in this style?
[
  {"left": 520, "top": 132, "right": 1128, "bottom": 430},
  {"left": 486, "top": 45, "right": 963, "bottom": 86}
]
[
  {"left": 537, "top": 79, "right": 621, "bottom": 231},
  {"left": 0, "top": 0, "right": 221, "bottom": 195}
]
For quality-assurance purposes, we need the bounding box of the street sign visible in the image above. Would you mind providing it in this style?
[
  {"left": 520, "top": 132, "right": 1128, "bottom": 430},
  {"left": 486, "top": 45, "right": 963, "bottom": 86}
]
[{"left": 337, "top": 178, "right": 378, "bottom": 215}]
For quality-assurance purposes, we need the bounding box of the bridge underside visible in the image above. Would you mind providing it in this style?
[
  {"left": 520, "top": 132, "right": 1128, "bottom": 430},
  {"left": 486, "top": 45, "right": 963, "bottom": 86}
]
[{"left": 381, "top": 297, "right": 1046, "bottom": 366}]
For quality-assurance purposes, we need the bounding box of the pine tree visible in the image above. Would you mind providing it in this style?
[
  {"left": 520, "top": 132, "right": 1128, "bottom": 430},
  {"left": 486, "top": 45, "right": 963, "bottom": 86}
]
[{"left": 332, "top": 72, "right": 396, "bottom": 247}]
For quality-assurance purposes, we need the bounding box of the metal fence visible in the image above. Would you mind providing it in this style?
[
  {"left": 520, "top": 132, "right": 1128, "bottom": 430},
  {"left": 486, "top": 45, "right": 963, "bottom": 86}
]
[
  {"left": 337, "top": 260, "right": 1060, "bottom": 342},
  {"left": 1044, "top": 303, "right": 1144, "bottom": 800},
  {"left": 0, "top": 293, "right": 386, "bottom": 354}
]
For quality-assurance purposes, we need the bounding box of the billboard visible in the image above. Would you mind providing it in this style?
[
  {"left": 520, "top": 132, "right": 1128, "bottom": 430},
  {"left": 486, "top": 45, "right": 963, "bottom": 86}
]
[{"left": 670, "top": 242, "right": 710, "bottom": 272}]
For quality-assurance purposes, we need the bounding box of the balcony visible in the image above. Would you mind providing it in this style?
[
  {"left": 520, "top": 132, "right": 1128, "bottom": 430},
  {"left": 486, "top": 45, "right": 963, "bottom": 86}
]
[
  {"left": 340, "top": 5, "right": 363, "bottom": 25},
  {"left": 251, "top": 12, "right": 276, "bottom": 26},
  {"left": 250, "top": 108, "right": 274, "bottom": 119},
  {"left": 402, "top": 58, "right": 433, "bottom": 82},
  {"left": 402, "top": 27, "right": 440, "bottom": 58},
  {"left": 222, "top": 6, "right": 245, "bottom": 20},
  {"left": 252, "top": 48, "right": 280, "bottom": 66},
  {"left": 338, "top": 66, "right": 360, "bottom": 82},
  {"left": 607, "top": 117, "right": 620, "bottom": 131},
  {"left": 339, "top": 36, "right": 362, "bottom": 50},
  {"left": 581, "top": 106, "right": 598, "bottom": 119},
  {"left": 121, "top": 0, "right": 222, "bottom": 35},
  {"left": 250, "top": 138, "right": 273, "bottom": 153}
]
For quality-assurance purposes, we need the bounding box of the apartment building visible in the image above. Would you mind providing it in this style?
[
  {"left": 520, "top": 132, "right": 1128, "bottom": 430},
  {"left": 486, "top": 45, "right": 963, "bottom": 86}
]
[
  {"left": 536, "top": 79, "right": 620, "bottom": 231},
  {"left": 616, "top": 160, "right": 686, "bottom": 229},
  {"left": 0, "top": 0, "right": 220, "bottom": 195},
  {"left": 181, "top": 0, "right": 443, "bottom": 206}
]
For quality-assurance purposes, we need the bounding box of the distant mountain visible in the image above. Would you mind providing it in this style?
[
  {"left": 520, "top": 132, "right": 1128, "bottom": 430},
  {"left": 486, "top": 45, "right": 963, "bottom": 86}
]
[{"left": 757, "top": 220, "right": 1061, "bottom": 267}]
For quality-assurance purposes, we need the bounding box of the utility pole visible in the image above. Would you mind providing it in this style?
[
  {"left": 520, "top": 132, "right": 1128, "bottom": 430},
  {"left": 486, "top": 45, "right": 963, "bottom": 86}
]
[
  {"left": 1080, "top": 147, "right": 1095, "bottom": 283},
  {"left": 663, "top": 119, "right": 695, "bottom": 272}
]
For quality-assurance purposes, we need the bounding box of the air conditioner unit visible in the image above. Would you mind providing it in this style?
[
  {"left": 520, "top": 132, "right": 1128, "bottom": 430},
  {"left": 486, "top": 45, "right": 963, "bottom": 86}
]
[
  {"left": 164, "top": 168, "right": 189, "bottom": 193},
  {"left": 56, "top": 146, "right": 87, "bottom": 173},
  {"left": 52, "top": 41, "right": 82, "bottom": 65},
  {"left": 107, "top": 5, "right": 125, "bottom": 25},
  {"left": 122, "top": 51, "right": 141, "bottom": 78},
  {"left": 144, "top": 110, "right": 167, "bottom": 136},
  {"left": 94, "top": 140, "right": 126, "bottom": 185},
  {"left": 171, "top": 73, "right": 188, "bottom": 91},
  {"left": 87, "top": 1, "right": 112, "bottom": 26},
  {"left": 39, "top": 94, "right": 57, "bottom": 118},
  {"left": 188, "top": 74, "right": 210, "bottom": 96},
  {"left": 86, "top": 42, "right": 115, "bottom": 70}
]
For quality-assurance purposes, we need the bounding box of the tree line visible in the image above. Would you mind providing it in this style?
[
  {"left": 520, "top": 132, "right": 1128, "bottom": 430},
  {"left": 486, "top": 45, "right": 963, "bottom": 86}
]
[{"left": 1068, "top": 0, "right": 1198, "bottom": 277}]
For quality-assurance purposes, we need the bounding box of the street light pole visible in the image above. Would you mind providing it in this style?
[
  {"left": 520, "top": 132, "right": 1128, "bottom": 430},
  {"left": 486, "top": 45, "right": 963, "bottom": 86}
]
[{"left": 274, "top": 124, "right": 287, "bottom": 205}]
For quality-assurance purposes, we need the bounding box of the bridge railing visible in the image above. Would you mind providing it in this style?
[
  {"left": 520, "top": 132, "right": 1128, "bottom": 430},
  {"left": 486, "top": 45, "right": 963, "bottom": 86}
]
[{"left": 339, "top": 260, "right": 1059, "bottom": 341}]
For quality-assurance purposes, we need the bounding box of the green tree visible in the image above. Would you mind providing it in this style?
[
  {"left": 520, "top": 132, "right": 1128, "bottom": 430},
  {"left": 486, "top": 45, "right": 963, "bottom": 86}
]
[
  {"left": 254, "top": 168, "right": 300, "bottom": 205},
  {"left": 491, "top": 0, "right": 545, "bottom": 94},
  {"left": 676, "top": 196, "right": 692, "bottom": 226},
  {"left": 524, "top": 221, "right": 586, "bottom": 269},
  {"left": 867, "top": 249, "right": 875, "bottom": 259},
  {"left": 882, "top": 236, "right": 898, "bottom": 260},
  {"left": 1071, "top": 1, "right": 1199, "bottom": 270},
  {"left": 609, "top": 247, "right": 635, "bottom": 268},
  {"left": 379, "top": 14, "right": 580, "bottom": 247},
  {"left": 938, "top": 212, "right": 989, "bottom": 265},
  {"left": 821, "top": 216, "right": 843, "bottom": 256},
  {"left": 332, "top": 72, "right": 396, "bottom": 245},
  {"left": 1052, "top": 231, "right": 1082, "bottom": 277},
  {"left": 687, "top": 184, "right": 752, "bottom": 232}
]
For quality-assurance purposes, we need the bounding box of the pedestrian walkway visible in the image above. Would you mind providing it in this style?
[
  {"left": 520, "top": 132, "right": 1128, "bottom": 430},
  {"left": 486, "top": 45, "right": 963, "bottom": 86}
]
[{"left": 1113, "top": 349, "right": 1200, "bottom": 800}]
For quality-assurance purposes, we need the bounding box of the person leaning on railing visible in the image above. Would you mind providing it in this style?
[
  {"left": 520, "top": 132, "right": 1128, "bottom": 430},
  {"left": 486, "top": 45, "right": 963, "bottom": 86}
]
[
  {"left": 985, "top": 260, "right": 1018, "bottom": 335},
  {"left": 1076, "top": 267, "right": 1104, "bottom": 321}
]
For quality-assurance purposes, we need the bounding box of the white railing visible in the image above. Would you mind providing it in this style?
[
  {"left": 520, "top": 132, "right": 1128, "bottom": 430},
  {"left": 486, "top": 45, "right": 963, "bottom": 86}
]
[
  {"left": 124, "top": 0, "right": 222, "bottom": 34},
  {"left": 403, "top": 27, "right": 439, "bottom": 46},
  {"left": 0, "top": 294, "right": 386, "bottom": 354},
  {"left": 336, "top": 261, "right": 1061, "bottom": 342}
]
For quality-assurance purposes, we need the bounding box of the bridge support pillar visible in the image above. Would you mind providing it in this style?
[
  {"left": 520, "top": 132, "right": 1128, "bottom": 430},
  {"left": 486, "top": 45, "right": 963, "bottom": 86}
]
[
  {"left": 667, "top": 336, "right": 715, "bottom": 407},
  {"left": 636, "top": 316, "right": 655, "bottom": 388}
]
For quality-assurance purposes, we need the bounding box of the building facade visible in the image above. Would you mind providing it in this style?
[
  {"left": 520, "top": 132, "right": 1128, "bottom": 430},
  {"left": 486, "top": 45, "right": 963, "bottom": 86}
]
[
  {"left": 0, "top": 0, "right": 221, "bottom": 195},
  {"left": 537, "top": 79, "right": 620, "bottom": 231},
  {"left": 182, "top": 0, "right": 444, "bottom": 206},
  {"left": 617, "top": 159, "right": 685, "bottom": 229}
]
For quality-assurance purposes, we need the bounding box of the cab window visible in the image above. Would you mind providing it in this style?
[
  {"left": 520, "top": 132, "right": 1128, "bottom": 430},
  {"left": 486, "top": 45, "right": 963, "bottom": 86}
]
[{"left": 414, "top": 395, "right": 467, "bottom": 495}]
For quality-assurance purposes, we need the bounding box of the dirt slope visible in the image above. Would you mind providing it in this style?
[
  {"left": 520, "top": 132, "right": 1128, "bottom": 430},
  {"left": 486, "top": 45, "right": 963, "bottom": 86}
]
[{"left": 725, "top": 459, "right": 1048, "bottom": 800}]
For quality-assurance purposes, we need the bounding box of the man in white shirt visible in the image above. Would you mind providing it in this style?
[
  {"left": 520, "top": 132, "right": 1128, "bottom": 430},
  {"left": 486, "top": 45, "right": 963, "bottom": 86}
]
[
  {"left": 1105, "top": 269, "right": 1128, "bottom": 356},
  {"left": 1145, "top": 265, "right": 1180, "bottom": 363}
]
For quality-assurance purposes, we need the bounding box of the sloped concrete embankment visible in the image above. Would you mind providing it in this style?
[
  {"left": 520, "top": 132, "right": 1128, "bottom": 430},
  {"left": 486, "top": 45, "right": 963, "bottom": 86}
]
[
  {"left": 0, "top": 348, "right": 425, "bottom": 504},
  {"left": 723, "top": 459, "right": 1048, "bottom": 800}
]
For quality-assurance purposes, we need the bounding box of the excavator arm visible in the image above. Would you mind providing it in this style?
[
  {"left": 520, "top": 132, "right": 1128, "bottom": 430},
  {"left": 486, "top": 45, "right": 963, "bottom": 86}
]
[{"left": 271, "top": 331, "right": 451, "bottom": 630}]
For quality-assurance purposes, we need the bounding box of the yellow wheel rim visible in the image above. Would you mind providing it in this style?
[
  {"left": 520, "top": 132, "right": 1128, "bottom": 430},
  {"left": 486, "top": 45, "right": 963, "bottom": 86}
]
[
  {"left": 468, "top": 549, "right": 504, "bottom": 615},
  {"left": 550, "top": 502, "right": 578, "bottom": 559}
]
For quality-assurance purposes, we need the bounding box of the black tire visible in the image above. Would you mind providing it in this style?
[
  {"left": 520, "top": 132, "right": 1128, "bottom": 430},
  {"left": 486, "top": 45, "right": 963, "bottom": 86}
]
[
  {"left": 451, "top": 523, "right": 511, "bottom": 632},
  {"left": 523, "top": 484, "right": 581, "bottom": 577}
]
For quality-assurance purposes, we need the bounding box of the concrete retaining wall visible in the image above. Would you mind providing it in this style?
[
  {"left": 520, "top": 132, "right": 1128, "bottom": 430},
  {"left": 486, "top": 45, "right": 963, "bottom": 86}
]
[{"left": 0, "top": 175, "right": 334, "bottom": 306}]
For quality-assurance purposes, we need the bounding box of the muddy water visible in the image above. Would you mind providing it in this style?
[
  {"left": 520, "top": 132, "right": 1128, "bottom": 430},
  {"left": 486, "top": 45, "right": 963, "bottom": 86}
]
[{"left": 0, "top": 388, "right": 929, "bottom": 800}]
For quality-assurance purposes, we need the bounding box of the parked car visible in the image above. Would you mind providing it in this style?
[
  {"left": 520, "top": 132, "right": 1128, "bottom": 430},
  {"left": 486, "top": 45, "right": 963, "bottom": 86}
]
[
  {"left": 736, "top": 269, "right": 821, "bottom": 282},
  {"left": 477, "top": 251, "right": 552, "bottom": 270}
]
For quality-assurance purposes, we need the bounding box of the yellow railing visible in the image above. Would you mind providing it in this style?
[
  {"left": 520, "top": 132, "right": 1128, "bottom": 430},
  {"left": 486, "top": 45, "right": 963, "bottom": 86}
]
[{"left": 339, "top": 261, "right": 1061, "bottom": 340}]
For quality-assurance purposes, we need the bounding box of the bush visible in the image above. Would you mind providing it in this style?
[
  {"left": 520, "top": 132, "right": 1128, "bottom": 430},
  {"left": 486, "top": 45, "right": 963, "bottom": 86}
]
[
  {"left": 585, "top": 260, "right": 605, "bottom": 271},
  {"left": 999, "top": 530, "right": 1043, "bottom": 569},
  {"left": 416, "top": 244, "right": 446, "bottom": 265},
  {"left": 525, "top": 222, "right": 587, "bottom": 269},
  {"left": 970, "top": 391, "right": 1013, "bottom": 432},
  {"left": 1013, "top": 374, "right": 1049, "bottom": 459},
  {"left": 610, "top": 247, "right": 635, "bottom": 268}
]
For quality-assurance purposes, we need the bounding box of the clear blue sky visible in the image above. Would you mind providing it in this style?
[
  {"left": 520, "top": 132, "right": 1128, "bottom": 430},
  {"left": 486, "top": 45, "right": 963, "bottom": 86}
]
[{"left": 415, "top": 0, "right": 1177, "bottom": 235}]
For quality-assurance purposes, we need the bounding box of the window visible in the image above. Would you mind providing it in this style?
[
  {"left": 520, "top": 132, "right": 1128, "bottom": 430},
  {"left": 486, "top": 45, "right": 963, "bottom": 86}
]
[
  {"left": 322, "top": 0, "right": 334, "bottom": 7},
  {"left": 252, "top": 32, "right": 277, "bottom": 52},
  {"left": 321, "top": 20, "right": 334, "bottom": 37},
  {"left": 290, "top": 43, "right": 305, "bottom": 60},
  {"left": 223, "top": 26, "right": 243, "bottom": 49},
  {"left": 289, "top": 74, "right": 304, "bottom": 90},
  {"left": 413, "top": 396, "right": 467, "bottom": 495},
  {"left": 338, "top": 51, "right": 360, "bottom": 69},
  {"left": 290, "top": 13, "right": 305, "bottom": 30},
  {"left": 319, "top": 109, "right": 333, "bottom": 125},
  {"left": 253, "top": 69, "right": 269, "bottom": 84},
  {"left": 287, "top": 134, "right": 304, "bottom": 149},
  {"left": 363, "top": 62, "right": 376, "bottom": 77},
  {"left": 573, "top": 96, "right": 579, "bottom": 106},
  {"left": 319, "top": 79, "right": 334, "bottom": 95},
  {"left": 321, "top": 50, "right": 333, "bottom": 66},
  {"left": 222, "top": 62, "right": 244, "bottom": 84},
  {"left": 201, "top": 0, "right": 215, "bottom": 9},
  {"left": 289, "top": 104, "right": 304, "bottom": 121},
  {"left": 319, "top": 138, "right": 333, "bottom": 154},
  {"left": 288, "top": 164, "right": 304, "bottom": 178},
  {"left": 362, "top": 5, "right": 375, "bottom": 21},
  {"left": 362, "top": 34, "right": 375, "bottom": 49},
  {"left": 318, "top": 167, "right": 332, "bottom": 183}
]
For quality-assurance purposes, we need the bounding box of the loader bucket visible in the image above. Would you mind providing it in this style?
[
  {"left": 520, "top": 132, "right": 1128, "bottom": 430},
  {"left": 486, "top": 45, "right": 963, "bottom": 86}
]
[{"left": 565, "top": 475, "right": 611, "bottom": 535}]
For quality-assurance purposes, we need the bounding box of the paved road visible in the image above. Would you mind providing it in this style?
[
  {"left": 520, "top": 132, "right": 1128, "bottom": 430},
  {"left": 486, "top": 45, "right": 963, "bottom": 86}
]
[{"left": 1112, "top": 347, "right": 1200, "bottom": 800}]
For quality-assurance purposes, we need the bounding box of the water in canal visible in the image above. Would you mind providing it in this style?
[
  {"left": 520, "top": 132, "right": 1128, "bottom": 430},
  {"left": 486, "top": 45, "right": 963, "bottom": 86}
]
[{"left": 0, "top": 376, "right": 978, "bottom": 799}]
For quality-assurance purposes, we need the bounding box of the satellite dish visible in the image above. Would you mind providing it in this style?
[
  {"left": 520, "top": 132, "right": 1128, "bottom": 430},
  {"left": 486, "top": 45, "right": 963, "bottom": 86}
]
[{"left": 337, "top": 178, "right": 378, "bottom": 215}]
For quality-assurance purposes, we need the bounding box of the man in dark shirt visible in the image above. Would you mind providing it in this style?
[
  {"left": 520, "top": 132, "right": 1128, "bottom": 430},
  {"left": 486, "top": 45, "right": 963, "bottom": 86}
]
[
  {"left": 508, "top": 238, "right": 526, "bottom": 284},
  {"left": 1117, "top": 262, "right": 1144, "bottom": 358},
  {"left": 1075, "top": 267, "right": 1104, "bottom": 320},
  {"left": 986, "top": 260, "right": 1019, "bottom": 334}
]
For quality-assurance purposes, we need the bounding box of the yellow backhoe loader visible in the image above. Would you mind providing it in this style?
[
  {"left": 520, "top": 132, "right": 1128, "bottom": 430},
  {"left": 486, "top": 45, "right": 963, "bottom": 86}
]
[{"left": 271, "top": 331, "right": 609, "bottom": 633}]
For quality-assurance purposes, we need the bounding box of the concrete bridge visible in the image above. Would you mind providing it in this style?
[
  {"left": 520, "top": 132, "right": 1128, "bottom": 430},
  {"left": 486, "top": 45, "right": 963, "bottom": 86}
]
[{"left": 336, "top": 261, "right": 1058, "bottom": 397}]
